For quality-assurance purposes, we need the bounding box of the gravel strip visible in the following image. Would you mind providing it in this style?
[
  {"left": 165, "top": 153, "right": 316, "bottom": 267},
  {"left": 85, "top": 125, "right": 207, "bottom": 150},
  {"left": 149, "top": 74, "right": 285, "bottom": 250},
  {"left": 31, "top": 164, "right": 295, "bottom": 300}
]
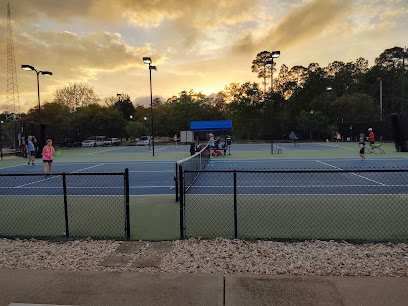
[{"left": 0, "top": 238, "right": 407, "bottom": 277}]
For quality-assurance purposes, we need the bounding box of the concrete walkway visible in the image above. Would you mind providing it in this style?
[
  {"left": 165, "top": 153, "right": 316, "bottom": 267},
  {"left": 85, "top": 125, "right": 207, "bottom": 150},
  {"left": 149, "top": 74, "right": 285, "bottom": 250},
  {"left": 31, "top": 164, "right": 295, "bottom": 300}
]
[{"left": 0, "top": 270, "right": 407, "bottom": 306}]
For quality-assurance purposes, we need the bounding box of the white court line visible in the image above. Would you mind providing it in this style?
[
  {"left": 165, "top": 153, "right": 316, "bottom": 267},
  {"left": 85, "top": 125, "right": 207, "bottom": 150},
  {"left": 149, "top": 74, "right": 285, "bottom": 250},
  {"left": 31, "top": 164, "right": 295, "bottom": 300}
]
[
  {"left": 70, "top": 163, "right": 105, "bottom": 172},
  {"left": 92, "top": 147, "right": 128, "bottom": 154},
  {"left": 318, "top": 143, "right": 353, "bottom": 150},
  {"left": 15, "top": 175, "right": 60, "bottom": 188},
  {"left": 0, "top": 185, "right": 174, "bottom": 189},
  {"left": 316, "top": 160, "right": 385, "bottom": 186},
  {"left": 188, "top": 184, "right": 408, "bottom": 188},
  {"left": 14, "top": 164, "right": 105, "bottom": 188},
  {"left": 129, "top": 170, "right": 174, "bottom": 173},
  {"left": 185, "top": 193, "right": 407, "bottom": 196}
]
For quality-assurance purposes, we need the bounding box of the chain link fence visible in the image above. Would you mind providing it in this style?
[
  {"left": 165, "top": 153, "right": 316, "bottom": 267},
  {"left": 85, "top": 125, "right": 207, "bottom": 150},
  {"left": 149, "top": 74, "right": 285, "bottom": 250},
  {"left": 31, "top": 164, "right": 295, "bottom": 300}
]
[
  {"left": 0, "top": 170, "right": 130, "bottom": 239},
  {"left": 179, "top": 169, "right": 408, "bottom": 243}
]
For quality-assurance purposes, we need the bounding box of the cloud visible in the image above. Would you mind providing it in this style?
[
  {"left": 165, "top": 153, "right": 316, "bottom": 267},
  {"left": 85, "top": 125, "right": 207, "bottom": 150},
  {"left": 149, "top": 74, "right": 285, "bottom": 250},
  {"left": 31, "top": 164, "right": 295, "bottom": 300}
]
[
  {"left": 4, "top": 0, "right": 258, "bottom": 28},
  {"left": 230, "top": 0, "right": 353, "bottom": 56},
  {"left": 0, "top": 27, "right": 164, "bottom": 111}
]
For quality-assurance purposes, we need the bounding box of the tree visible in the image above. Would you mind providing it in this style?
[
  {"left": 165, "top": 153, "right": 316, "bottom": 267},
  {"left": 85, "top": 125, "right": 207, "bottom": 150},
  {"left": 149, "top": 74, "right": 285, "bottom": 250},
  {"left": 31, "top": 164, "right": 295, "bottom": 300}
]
[
  {"left": 53, "top": 83, "right": 100, "bottom": 111},
  {"left": 125, "top": 121, "right": 145, "bottom": 140},
  {"left": 298, "top": 110, "right": 330, "bottom": 140},
  {"left": 113, "top": 95, "right": 135, "bottom": 121},
  {"left": 251, "top": 51, "right": 274, "bottom": 92}
]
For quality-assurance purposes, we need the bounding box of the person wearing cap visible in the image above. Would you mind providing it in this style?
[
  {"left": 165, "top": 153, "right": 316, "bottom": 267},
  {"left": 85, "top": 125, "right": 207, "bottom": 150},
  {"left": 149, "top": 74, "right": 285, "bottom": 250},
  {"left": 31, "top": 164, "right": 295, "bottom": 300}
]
[{"left": 368, "top": 128, "right": 375, "bottom": 145}]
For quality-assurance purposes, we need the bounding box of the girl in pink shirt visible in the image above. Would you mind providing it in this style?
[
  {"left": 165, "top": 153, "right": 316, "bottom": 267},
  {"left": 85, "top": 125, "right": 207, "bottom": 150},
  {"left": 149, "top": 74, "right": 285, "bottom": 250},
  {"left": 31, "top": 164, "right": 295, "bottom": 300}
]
[{"left": 43, "top": 139, "right": 55, "bottom": 176}]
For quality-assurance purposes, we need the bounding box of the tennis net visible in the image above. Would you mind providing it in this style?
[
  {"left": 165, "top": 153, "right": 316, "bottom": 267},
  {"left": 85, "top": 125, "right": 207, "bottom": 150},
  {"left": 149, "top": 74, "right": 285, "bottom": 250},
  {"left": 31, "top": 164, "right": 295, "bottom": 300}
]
[{"left": 176, "top": 143, "right": 211, "bottom": 197}]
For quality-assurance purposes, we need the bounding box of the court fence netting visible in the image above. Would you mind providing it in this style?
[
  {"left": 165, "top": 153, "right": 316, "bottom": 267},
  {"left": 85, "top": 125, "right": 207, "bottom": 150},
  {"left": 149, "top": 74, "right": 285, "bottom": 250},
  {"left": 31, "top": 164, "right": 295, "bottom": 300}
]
[
  {"left": 178, "top": 168, "right": 408, "bottom": 243},
  {"left": 0, "top": 169, "right": 130, "bottom": 240}
]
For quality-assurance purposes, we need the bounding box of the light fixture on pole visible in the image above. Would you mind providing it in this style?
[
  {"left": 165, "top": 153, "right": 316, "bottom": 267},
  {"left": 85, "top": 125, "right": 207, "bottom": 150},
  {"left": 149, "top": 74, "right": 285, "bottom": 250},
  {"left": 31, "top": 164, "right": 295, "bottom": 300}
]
[
  {"left": 265, "top": 51, "right": 280, "bottom": 92},
  {"left": 325, "top": 86, "right": 333, "bottom": 115},
  {"left": 21, "top": 64, "right": 52, "bottom": 156},
  {"left": 143, "top": 56, "right": 157, "bottom": 156}
]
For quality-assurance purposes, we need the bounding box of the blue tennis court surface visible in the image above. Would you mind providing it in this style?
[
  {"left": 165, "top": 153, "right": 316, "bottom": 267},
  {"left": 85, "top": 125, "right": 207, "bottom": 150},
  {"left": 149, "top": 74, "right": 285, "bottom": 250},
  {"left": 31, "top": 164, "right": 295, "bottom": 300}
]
[
  {"left": 1, "top": 158, "right": 407, "bottom": 196},
  {"left": 84, "top": 142, "right": 352, "bottom": 155}
]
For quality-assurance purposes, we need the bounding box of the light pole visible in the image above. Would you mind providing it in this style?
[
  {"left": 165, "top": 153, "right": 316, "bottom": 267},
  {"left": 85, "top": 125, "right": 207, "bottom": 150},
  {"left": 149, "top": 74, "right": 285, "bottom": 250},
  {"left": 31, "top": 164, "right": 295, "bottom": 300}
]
[
  {"left": 21, "top": 65, "right": 52, "bottom": 155},
  {"left": 265, "top": 51, "right": 280, "bottom": 93},
  {"left": 392, "top": 47, "right": 407, "bottom": 114},
  {"left": 143, "top": 116, "right": 147, "bottom": 134},
  {"left": 0, "top": 120, "right": 3, "bottom": 160},
  {"left": 143, "top": 57, "right": 157, "bottom": 156},
  {"left": 377, "top": 78, "right": 383, "bottom": 121},
  {"left": 326, "top": 86, "right": 333, "bottom": 115},
  {"left": 117, "top": 93, "right": 123, "bottom": 145}
]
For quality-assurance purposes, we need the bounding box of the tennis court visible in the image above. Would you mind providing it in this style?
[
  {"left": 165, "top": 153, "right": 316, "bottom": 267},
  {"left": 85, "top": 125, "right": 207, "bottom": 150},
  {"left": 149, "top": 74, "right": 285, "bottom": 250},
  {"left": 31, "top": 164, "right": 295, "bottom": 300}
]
[
  {"left": 1, "top": 142, "right": 407, "bottom": 241},
  {"left": 178, "top": 153, "right": 408, "bottom": 242}
]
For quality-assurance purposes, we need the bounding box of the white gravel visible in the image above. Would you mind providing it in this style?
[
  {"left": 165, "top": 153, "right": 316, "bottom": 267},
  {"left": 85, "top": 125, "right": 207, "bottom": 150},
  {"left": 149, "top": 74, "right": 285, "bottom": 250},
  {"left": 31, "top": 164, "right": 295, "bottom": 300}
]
[{"left": 0, "top": 238, "right": 407, "bottom": 277}]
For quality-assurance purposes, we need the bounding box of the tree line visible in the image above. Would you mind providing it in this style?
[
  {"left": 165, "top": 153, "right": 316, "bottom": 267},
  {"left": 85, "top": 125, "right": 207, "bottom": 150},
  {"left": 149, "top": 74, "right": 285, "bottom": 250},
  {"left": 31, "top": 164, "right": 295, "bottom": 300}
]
[{"left": 1, "top": 46, "right": 406, "bottom": 144}]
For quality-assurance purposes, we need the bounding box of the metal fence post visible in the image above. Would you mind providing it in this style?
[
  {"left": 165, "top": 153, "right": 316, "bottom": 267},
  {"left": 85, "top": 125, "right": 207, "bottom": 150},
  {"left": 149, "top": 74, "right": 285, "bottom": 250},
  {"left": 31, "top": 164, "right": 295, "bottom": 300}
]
[
  {"left": 175, "top": 163, "right": 179, "bottom": 202},
  {"left": 62, "top": 173, "right": 69, "bottom": 238},
  {"left": 125, "top": 168, "right": 130, "bottom": 240},
  {"left": 234, "top": 170, "right": 238, "bottom": 239},
  {"left": 179, "top": 165, "right": 184, "bottom": 239}
]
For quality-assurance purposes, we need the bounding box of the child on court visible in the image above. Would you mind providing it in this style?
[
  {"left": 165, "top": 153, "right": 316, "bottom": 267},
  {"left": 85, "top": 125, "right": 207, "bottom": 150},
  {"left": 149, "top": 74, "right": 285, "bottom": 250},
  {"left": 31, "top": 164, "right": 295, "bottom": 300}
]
[
  {"left": 359, "top": 137, "right": 366, "bottom": 162},
  {"left": 43, "top": 139, "right": 56, "bottom": 176}
]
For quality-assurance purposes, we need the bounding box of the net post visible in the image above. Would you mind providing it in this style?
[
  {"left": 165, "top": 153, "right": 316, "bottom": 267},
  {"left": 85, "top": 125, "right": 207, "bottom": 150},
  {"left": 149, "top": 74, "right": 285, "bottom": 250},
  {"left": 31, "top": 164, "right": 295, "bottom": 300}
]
[
  {"left": 62, "top": 172, "right": 69, "bottom": 238},
  {"left": 125, "top": 168, "right": 130, "bottom": 240},
  {"left": 175, "top": 163, "right": 179, "bottom": 202},
  {"left": 233, "top": 170, "right": 238, "bottom": 239},
  {"left": 179, "top": 165, "right": 185, "bottom": 239},
  {"left": 271, "top": 138, "right": 274, "bottom": 154}
]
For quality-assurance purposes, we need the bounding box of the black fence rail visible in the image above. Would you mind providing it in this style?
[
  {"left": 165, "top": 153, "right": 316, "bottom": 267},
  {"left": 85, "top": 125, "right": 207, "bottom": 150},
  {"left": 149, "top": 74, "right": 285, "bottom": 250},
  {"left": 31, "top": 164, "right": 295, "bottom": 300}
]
[
  {"left": 0, "top": 170, "right": 130, "bottom": 239},
  {"left": 179, "top": 169, "right": 408, "bottom": 243}
]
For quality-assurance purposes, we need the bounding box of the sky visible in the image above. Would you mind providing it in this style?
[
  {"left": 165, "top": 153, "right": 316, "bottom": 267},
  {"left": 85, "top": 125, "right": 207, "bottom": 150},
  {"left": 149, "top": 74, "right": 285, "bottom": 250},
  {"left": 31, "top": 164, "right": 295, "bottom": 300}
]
[{"left": 0, "top": 0, "right": 407, "bottom": 113}]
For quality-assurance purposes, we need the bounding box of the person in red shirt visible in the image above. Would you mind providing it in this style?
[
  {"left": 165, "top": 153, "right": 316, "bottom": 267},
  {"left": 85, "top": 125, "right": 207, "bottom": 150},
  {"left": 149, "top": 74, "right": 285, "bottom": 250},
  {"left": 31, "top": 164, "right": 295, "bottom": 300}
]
[{"left": 368, "top": 128, "right": 375, "bottom": 145}]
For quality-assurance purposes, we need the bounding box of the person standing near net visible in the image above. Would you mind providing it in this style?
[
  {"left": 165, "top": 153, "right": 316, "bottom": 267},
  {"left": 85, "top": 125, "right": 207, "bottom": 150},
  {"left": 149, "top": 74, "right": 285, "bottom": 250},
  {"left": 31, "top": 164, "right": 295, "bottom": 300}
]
[
  {"left": 359, "top": 137, "right": 366, "bottom": 162},
  {"left": 26, "top": 135, "right": 37, "bottom": 165},
  {"left": 43, "top": 139, "right": 55, "bottom": 176}
]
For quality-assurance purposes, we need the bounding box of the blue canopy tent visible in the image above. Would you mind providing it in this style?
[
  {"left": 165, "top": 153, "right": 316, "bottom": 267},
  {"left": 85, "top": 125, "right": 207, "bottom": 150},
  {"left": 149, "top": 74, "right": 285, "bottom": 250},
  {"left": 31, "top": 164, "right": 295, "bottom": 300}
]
[
  {"left": 190, "top": 120, "right": 233, "bottom": 132},
  {"left": 190, "top": 120, "right": 233, "bottom": 155}
]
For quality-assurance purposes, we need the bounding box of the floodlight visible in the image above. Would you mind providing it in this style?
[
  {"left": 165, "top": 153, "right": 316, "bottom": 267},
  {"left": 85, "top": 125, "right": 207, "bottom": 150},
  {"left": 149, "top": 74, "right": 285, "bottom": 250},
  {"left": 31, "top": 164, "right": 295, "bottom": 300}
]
[
  {"left": 21, "top": 65, "right": 34, "bottom": 71},
  {"left": 150, "top": 65, "right": 157, "bottom": 71},
  {"left": 143, "top": 57, "right": 151, "bottom": 64},
  {"left": 271, "top": 51, "right": 280, "bottom": 58}
]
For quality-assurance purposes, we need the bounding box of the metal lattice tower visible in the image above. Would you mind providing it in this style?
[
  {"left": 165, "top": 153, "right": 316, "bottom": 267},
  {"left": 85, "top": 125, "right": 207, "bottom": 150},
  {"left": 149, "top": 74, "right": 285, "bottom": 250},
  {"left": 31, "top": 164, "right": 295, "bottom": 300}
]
[{"left": 6, "top": 2, "right": 20, "bottom": 121}]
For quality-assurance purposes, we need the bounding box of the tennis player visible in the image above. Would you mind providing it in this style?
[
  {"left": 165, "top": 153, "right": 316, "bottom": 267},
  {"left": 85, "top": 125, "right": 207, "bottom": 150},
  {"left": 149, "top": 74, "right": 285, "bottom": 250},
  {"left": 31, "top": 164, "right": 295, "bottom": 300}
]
[
  {"left": 43, "top": 139, "right": 56, "bottom": 176},
  {"left": 26, "top": 135, "right": 37, "bottom": 165},
  {"left": 174, "top": 134, "right": 178, "bottom": 147},
  {"left": 368, "top": 128, "right": 375, "bottom": 145},
  {"left": 209, "top": 133, "right": 214, "bottom": 155}
]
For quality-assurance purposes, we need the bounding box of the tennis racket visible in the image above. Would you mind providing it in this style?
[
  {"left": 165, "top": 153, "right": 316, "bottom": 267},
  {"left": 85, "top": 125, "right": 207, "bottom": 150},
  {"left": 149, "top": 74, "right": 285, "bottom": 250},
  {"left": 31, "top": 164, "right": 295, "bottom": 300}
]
[{"left": 55, "top": 150, "right": 63, "bottom": 156}]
